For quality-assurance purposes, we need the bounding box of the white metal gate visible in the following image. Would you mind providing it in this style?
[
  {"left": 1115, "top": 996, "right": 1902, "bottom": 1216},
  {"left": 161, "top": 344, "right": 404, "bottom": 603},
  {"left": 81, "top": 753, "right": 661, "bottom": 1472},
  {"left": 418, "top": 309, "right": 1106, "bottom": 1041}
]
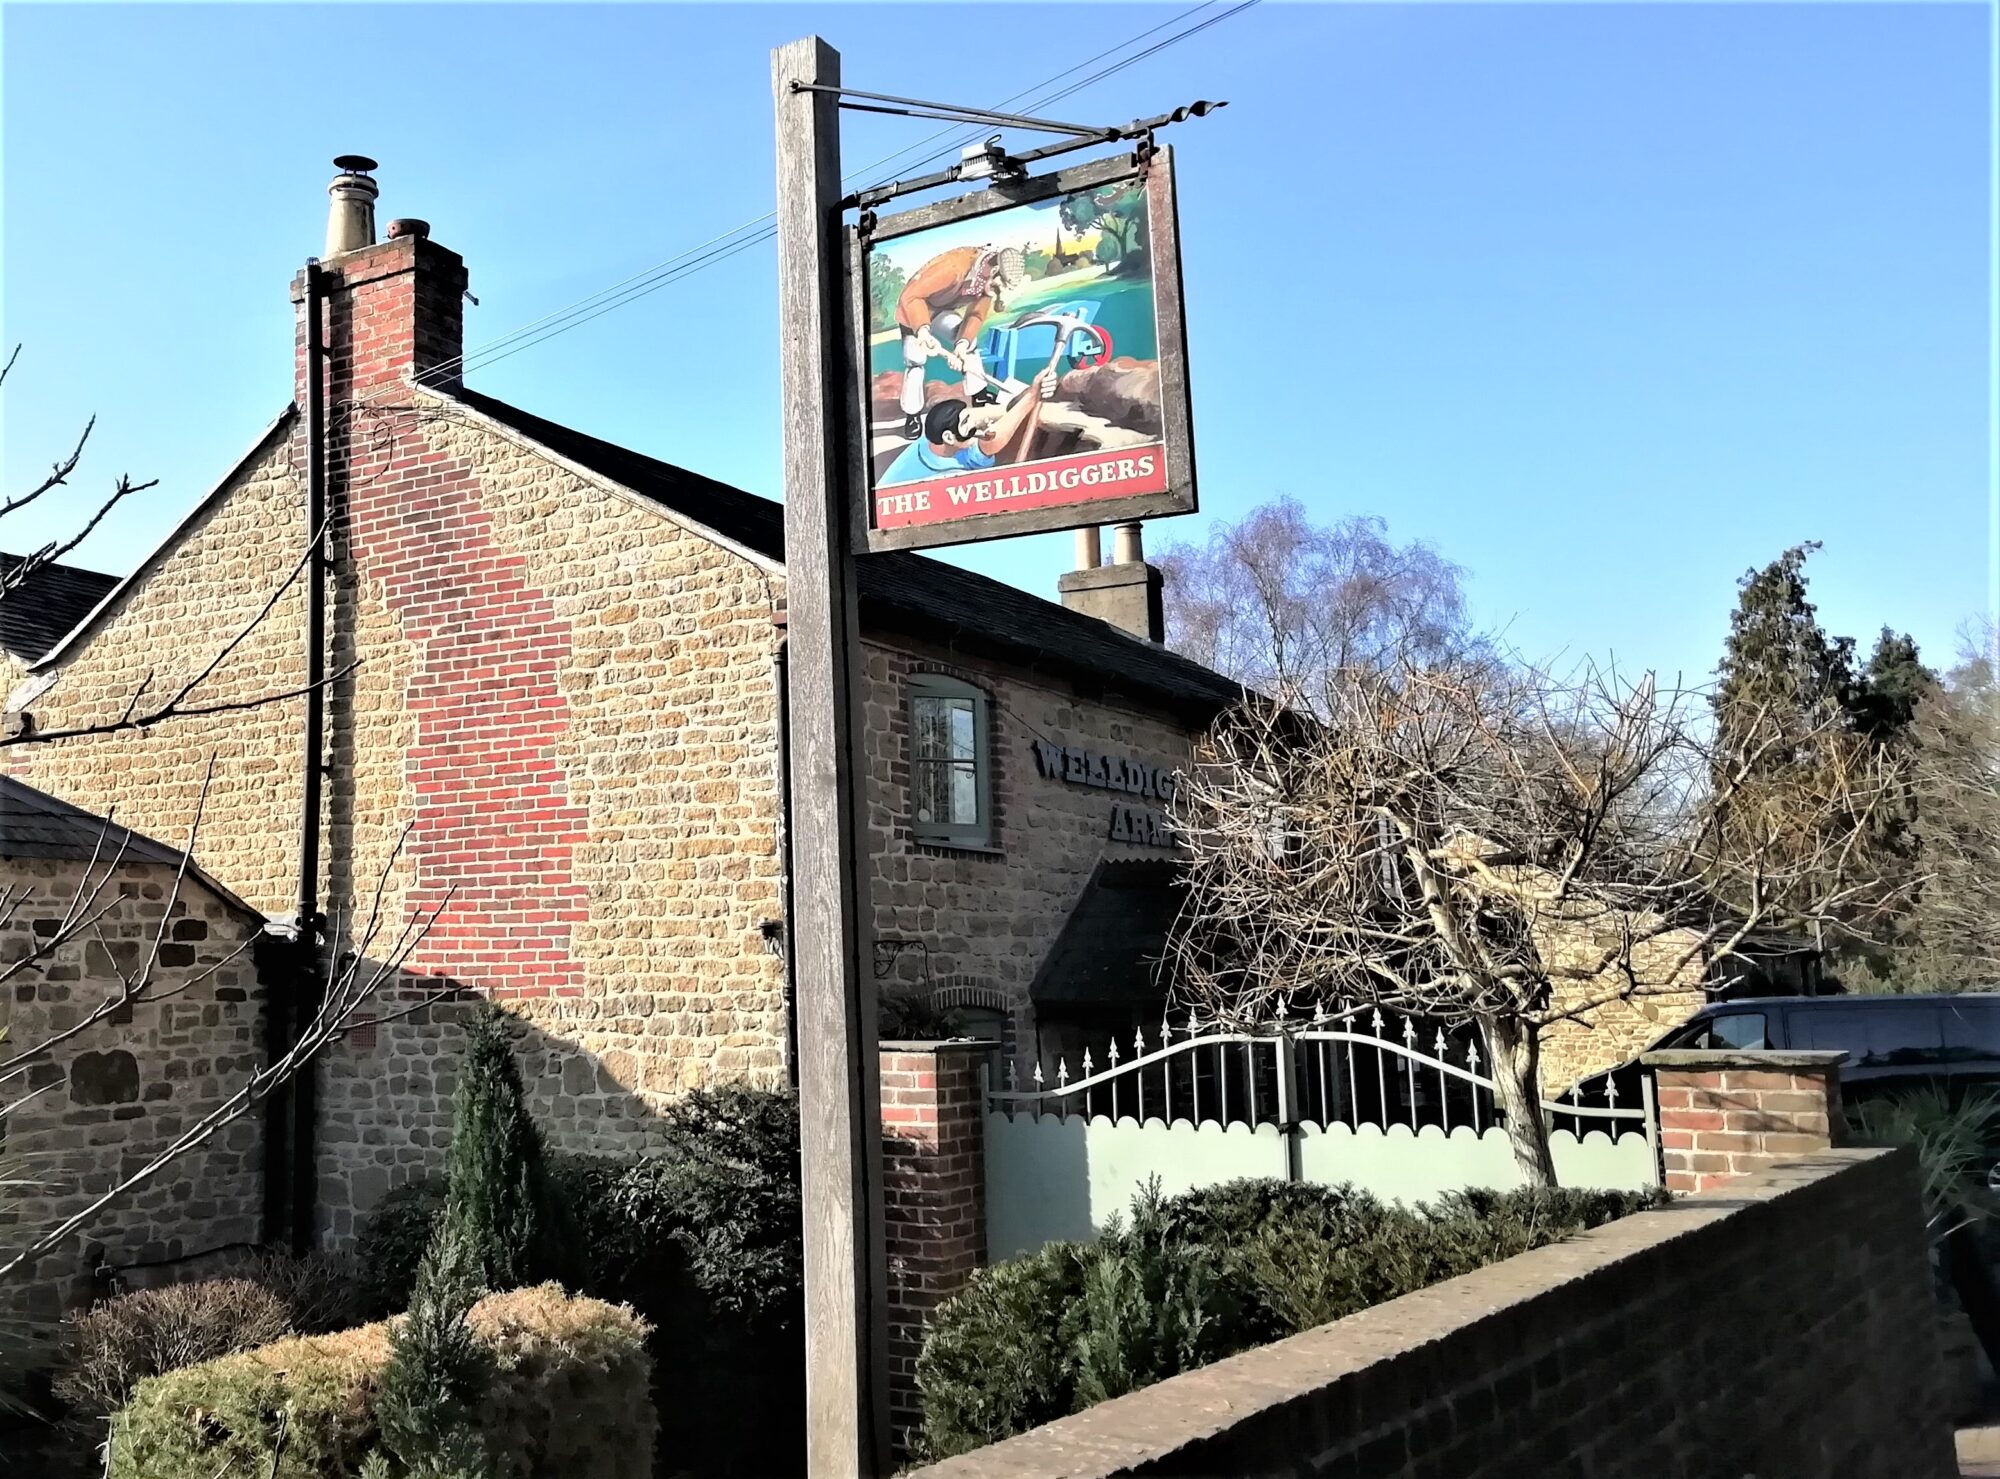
[{"left": 984, "top": 1005, "right": 1658, "bottom": 1260}]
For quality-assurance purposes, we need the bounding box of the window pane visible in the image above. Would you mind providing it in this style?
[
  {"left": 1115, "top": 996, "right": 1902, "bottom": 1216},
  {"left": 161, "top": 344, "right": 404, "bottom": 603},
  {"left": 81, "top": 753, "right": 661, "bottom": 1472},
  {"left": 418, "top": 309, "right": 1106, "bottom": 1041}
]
[
  {"left": 1695, "top": 1013, "right": 1768, "bottom": 1051},
  {"left": 949, "top": 702, "right": 977, "bottom": 760},
  {"left": 913, "top": 761, "right": 947, "bottom": 825},
  {"left": 949, "top": 761, "right": 978, "bottom": 825},
  {"left": 912, "top": 696, "right": 949, "bottom": 762},
  {"left": 1791, "top": 1007, "right": 1944, "bottom": 1066}
]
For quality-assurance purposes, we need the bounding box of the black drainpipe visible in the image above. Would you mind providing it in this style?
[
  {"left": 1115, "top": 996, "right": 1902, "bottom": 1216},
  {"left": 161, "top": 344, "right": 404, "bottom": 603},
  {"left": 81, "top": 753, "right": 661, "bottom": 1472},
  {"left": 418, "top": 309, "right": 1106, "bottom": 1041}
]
[
  {"left": 774, "top": 638, "right": 799, "bottom": 1085},
  {"left": 283, "top": 258, "right": 331, "bottom": 1254}
]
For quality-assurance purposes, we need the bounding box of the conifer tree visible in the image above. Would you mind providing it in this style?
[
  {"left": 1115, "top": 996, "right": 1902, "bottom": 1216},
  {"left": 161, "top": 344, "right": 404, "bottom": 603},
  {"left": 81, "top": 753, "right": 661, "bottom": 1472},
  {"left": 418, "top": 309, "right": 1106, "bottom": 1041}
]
[
  {"left": 1711, "top": 546, "right": 1922, "bottom": 958},
  {"left": 370, "top": 1223, "right": 495, "bottom": 1479},
  {"left": 1852, "top": 627, "right": 1936, "bottom": 745},
  {"left": 441, "top": 1005, "right": 572, "bottom": 1292},
  {"left": 1714, "top": 542, "right": 1857, "bottom": 750}
]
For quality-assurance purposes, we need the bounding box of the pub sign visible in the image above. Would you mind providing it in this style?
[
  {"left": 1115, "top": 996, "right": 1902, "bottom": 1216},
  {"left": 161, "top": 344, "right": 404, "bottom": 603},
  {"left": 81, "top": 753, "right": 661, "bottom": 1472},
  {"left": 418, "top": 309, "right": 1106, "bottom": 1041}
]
[{"left": 853, "top": 149, "right": 1197, "bottom": 553}]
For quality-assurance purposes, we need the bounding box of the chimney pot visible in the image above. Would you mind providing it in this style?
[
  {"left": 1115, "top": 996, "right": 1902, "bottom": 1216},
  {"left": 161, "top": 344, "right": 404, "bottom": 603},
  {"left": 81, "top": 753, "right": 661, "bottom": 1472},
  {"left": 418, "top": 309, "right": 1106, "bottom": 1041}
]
[
  {"left": 325, "top": 155, "right": 380, "bottom": 258},
  {"left": 387, "top": 218, "right": 431, "bottom": 240},
  {"left": 1113, "top": 522, "right": 1145, "bottom": 565},
  {"left": 1074, "top": 526, "right": 1102, "bottom": 572}
]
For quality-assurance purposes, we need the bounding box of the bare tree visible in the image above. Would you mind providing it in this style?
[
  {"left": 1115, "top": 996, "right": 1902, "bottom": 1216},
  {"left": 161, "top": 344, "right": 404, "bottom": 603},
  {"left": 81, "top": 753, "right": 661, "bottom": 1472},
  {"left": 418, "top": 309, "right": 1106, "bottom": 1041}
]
[
  {"left": 1153, "top": 499, "right": 1483, "bottom": 706},
  {"left": 0, "top": 347, "right": 155, "bottom": 605},
  {"left": 1165, "top": 663, "right": 1901, "bottom": 1185},
  {"left": 1877, "top": 625, "right": 2000, "bottom": 989},
  {"left": 0, "top": 351, "right": 421, "bottom": 1298}
]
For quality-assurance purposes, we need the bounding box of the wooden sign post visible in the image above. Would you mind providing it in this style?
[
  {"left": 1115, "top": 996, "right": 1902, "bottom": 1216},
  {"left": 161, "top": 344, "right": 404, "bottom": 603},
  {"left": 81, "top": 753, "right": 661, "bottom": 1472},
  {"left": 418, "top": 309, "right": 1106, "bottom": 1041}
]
[{"left": 772, "top": 35, "right": 888, "bottom": 1479}]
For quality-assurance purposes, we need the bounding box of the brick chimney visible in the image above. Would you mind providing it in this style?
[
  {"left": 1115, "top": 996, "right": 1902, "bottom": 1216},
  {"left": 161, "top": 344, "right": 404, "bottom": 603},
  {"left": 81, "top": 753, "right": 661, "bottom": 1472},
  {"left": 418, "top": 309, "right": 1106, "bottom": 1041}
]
[
  {"left": 293, "top": 157, "right": 466, "bottom": 408},
  {"left": 1057, "top": 521, "right": 1165, "bottom": 642}
]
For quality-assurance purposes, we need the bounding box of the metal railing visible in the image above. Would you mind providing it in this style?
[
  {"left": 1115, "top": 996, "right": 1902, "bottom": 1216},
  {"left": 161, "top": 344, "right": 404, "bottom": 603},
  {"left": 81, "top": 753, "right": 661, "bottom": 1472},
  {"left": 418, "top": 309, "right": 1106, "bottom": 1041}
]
[{"left": 988, "top": 1003, "right": 1653, "bottom": 1145}]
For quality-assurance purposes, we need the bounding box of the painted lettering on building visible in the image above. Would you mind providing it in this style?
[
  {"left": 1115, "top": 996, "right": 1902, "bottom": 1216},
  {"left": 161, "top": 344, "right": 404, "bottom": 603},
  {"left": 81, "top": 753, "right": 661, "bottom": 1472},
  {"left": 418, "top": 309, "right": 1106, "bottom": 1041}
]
[{"left": 1031, "top": 738, "right": 1178, "bottom": 849}]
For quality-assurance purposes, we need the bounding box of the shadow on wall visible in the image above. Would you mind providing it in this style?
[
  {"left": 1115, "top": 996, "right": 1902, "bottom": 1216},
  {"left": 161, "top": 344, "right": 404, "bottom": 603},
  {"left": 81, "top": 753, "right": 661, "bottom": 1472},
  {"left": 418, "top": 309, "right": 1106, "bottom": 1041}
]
[
  {"left": 318, "top": 990, "right": 659, "bottom": 1244},
  {"left": 321, "top": 989, "right": 810, "bottom": 1479}
]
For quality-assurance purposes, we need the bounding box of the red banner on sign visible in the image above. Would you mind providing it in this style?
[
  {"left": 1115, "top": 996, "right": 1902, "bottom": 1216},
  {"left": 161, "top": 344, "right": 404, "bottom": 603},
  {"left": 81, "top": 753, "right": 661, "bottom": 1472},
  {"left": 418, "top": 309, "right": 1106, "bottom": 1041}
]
[{"left": 871, "top": 446, "right": 1169, "bottom": 530}]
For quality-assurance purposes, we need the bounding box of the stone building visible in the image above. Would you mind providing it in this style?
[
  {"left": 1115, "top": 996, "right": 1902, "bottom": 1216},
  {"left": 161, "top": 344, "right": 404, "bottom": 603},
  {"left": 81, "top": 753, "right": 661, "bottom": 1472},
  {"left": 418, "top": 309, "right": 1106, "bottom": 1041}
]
[
  {"left": 3, "top": 163, "right": 1239, "bottom": 1240},
  {"left": 0, "top": 775, "right": 271, "bottom": 1320}
]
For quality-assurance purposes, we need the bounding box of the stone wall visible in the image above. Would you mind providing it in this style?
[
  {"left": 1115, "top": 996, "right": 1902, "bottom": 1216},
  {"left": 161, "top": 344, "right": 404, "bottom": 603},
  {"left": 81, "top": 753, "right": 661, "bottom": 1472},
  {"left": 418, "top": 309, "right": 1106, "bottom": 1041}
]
[
  {"left": 909, "top": 1147, "right": 1956, "bottom": 1479},
  {"left": 0, "top": 860, "right": 267, "bottom": 1322},
  {"left": 861, "top": 639, "right": 1193, "bottom": 1065}
]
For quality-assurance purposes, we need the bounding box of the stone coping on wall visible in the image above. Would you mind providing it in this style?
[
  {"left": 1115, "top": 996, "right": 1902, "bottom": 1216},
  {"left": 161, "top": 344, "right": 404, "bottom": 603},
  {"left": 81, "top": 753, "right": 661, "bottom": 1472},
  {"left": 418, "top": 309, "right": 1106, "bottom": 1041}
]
[
  {"left": 1640, "top": 1048, "right": 1848, "bottom": 1072},
  {"left": 905, "top": 1148, "right": 1930, "bottom": 1479},
  {"left": 878, "top": 1038, "right": 1001, "bottom": 1054}
]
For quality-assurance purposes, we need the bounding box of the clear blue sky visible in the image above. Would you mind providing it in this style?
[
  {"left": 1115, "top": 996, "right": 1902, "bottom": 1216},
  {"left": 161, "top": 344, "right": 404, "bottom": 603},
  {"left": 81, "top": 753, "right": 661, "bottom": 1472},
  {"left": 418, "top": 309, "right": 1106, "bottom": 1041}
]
[{"left": 2, "top": 2, "right": 1991, "bottom": 685}]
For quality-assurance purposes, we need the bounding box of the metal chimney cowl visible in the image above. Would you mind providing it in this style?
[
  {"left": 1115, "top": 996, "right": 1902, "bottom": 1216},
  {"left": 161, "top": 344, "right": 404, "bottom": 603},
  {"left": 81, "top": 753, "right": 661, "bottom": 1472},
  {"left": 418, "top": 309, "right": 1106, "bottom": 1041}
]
[{"left": 325, "top": 155, "right": 380, "bottom": 258}]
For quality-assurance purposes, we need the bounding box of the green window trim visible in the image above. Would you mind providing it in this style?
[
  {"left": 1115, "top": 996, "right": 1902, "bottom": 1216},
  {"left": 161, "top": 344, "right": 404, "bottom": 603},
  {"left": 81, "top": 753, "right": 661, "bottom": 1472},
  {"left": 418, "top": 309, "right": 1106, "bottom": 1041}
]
[{"left": 907, "top": 673, "right": 993, "bottom": 849}]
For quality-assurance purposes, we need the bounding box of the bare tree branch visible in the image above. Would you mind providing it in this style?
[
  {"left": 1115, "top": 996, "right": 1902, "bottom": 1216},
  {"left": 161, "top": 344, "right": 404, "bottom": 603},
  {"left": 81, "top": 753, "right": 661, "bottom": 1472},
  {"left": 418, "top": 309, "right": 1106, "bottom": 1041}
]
[{"left": 1167, "top": 661, "right": 1903, "bottom": 1185}]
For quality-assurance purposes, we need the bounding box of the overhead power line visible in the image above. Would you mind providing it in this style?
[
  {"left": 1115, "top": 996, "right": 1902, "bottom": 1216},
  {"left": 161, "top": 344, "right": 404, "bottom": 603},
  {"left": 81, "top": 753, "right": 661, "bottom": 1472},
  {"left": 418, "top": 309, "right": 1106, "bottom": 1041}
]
[
  {"left": 418, "top": 0, "right": 1258, "bottom": 386},
  {"left": 420, "top": 0, "right": 1226, "bottom": 387}
]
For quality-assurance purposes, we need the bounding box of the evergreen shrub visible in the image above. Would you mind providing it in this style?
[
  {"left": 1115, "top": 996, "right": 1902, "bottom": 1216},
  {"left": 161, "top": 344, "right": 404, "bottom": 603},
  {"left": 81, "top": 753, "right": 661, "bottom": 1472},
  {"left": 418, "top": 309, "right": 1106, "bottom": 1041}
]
[
  {"left": 350, "top": 1084, "right": 805, "bottom": 1477},
  {"left": 915, "top": 1178, "right": 1668, "bottom": 1459},
  {"left": 443, "top": 1008, "right": 578, "bottom": 1293},
  {"left": 372, "top": 1225, "right": 493, "bottom": 1476}
]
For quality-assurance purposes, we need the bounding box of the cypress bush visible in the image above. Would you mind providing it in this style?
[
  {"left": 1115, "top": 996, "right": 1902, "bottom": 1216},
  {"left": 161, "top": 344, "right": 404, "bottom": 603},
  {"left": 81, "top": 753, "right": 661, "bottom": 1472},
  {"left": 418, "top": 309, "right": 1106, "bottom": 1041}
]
[
  {"left": 443, "top": 1008, "right": 576, "bottom": 1293},
  {"left": 372, "top": 1225, "right": 494, "bottom": 1476},
  {"left": 349, "top": 1083, "right": 806, "bottom": 1477}
]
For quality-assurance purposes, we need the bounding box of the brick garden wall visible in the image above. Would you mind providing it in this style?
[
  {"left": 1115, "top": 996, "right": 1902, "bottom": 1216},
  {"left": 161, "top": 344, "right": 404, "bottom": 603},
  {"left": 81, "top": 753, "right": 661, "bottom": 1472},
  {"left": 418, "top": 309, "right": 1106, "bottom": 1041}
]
[
  {"left": 879, "top": 1041, "right": 990, "bottom": 1453},
  {"left": 0, "top": 860, "right": 267, "bottom": 1323},
  {"left": 909, "top": 1147, "right": 1956, "bottom": 1479}
]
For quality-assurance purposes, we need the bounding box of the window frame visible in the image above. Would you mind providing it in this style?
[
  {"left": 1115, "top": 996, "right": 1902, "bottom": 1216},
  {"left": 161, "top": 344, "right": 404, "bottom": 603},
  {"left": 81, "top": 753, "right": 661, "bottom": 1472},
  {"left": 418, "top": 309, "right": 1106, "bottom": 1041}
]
[{"left": 906, "top": 672, "right": 994, "bottom": 850}]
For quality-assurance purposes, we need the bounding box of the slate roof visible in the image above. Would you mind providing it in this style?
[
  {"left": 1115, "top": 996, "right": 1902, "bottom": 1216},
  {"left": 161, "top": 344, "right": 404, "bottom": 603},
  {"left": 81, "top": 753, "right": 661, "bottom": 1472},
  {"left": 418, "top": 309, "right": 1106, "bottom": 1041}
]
[
  {"left": 0, "top": 774, "right": 263, "bottom": 919},
  {"left": 0, "top": 554, "right": 118, "bottom": 663},
  {"left": 0, "top": 773, "right": 185, "bottom": 865},
  {"left": 1029, "top": 857, "right": 1185, "bottom": 1008},
  {"left": 448, "top": 388, "right": 1245, "bottom": 718}
]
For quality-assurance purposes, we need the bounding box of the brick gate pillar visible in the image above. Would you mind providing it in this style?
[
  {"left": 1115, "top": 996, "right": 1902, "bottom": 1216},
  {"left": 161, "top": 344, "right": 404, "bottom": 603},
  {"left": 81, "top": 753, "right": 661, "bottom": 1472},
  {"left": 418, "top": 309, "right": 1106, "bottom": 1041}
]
[
  {"left": 879, "top": 1039, "right": 994, "bottom": 1453},
  {"left": 1641, "top": 1048, "right": 1847, "bottom": 1194}
]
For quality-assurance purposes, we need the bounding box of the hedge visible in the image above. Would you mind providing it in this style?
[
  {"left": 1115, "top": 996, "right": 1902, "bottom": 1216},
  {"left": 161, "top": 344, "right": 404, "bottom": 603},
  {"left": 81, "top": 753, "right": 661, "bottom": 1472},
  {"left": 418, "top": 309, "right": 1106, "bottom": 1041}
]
[
  {"left": 914, "top": 1178, "right": 1666, "bottom": 1460},
  {"left": 108, "top": 1285, "right": 654, "bottom": 1479}
]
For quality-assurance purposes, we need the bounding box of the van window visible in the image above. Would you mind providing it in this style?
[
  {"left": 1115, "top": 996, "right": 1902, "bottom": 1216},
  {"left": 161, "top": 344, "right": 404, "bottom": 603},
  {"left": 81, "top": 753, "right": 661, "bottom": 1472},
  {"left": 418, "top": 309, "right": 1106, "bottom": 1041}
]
[
  {"left": 1789, "top": 1005, "right": 1945, "bottom": 1066},
  {"left": 1685, "top": 1012, "right": 1770, "bottom": 1051}
]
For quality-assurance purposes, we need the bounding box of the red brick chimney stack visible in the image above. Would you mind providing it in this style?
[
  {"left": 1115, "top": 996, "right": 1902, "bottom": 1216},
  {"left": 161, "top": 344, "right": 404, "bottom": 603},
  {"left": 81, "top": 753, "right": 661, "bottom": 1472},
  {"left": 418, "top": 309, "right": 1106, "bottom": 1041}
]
[{"left": 293, "top": 157, "right": 467, "bottom": 409}]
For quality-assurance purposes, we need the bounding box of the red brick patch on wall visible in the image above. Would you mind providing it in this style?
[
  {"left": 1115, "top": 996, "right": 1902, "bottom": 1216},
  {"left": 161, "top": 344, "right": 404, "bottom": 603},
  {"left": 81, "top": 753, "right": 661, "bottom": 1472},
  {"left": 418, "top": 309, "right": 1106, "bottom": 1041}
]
[{"left": 311, "top": 239, "right": 589, "bottom": 1000}]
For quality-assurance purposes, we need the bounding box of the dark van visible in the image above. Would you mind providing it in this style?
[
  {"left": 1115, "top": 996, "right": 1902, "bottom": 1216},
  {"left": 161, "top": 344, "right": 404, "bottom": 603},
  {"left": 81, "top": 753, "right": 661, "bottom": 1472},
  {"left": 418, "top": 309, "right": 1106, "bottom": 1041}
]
[
  {"left": 1576, "top": 994, "right": 2000, "bottom": 1116},
  {"left": 1654, "top": 994, "right": 2000, "bottom": 1084}
]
